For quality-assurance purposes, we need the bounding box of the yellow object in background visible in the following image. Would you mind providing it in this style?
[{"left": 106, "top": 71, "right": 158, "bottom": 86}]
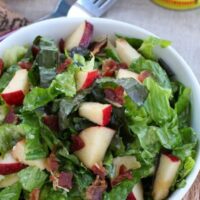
[{"left": 153, "top": 0, "right": 200, "bottom": 10}]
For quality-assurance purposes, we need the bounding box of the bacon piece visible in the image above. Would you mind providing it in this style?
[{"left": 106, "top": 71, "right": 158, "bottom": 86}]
[
  {"left": 102, "top": 59, "right": 128, "bottom": 77},
  {"left": 58, "top": 172, "right": 73, "bottom": 190},
  {"left": 71, "top": 135, "right": 85, "bottom": 152},
  {"left": 42, "top": 115, "right": 59, "bottom": 132},
  {"left": 137, "top": 70, "right": 151, "bottom": 83},
  {"left": 18, "top": 61, "right": 32, "bottom": 70},
  {"left": 104, "top": 86, "right": 124, "bottom": 105},
  {"left": 86, "top": 176, "right": 107, "bottom": 200},
  {"left": 29, "top": 188, "right": 40, "bottom": 200},
  {"left": 46, "top": 152, "right": 59, "bottom": 172},
  {"left": 56, "top": 58, "right": 72, "bottom": 74},
  {"left": 102, "top": 59, "right": 118, "bottom": 77},
  {"left": 89, "top": 39, "right": 107, "bottom": 55},
  {"left": 4, "top": 107, "right": 18, "bottom": 124},
  {"left": 91, "top": 164, "right": 107, "bottom": 179},
  {"left": 111, "top": 165, "right": 133, "bottom": 187},
  {"left": 59, "top": 38, "right": 65, "bottom": 53},
  {"left": 0, "top": 58, "right": 4, "bottom": 77},
  {"left": 126, "top": 192, "right": 136, "bottom": 200}
]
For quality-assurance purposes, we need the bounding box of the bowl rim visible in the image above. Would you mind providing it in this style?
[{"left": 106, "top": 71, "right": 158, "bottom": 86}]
[{"left": 1, "top": 17, "right": 200, "bottom": 199}]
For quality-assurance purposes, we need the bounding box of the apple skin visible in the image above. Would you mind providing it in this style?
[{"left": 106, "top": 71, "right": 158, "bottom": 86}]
[
  {"left": 152, "top": 153, "right": 181, "bottom": 200},
  {"left": 0, "top": 173, "right": 19, "bottom": 188},
  {"left": 1, "top": 69, "right": 29, "bottom": 106},
  {"left": 65, "top": 21, "right": 93, "bottom": 50},
  {"left": 1, "top": 91, "right": 25, "bottom": 106},
  {"left": 79, "top": 102, "right": 112, "bottom": 126},
  {"left": 0, "top": 152, "right": 26, "bottom": 175},
  {"left": 12, "top": 140, "right": 47, "bottom": 170},
  {"left": 115, "top": 38, "right": 141, "bottom": 66},
  {"left": 76, "top": 69, "right": 99, "bottom": 91},
  {"left": 74, "top": 126, "right": 115, "bottom": 169}
]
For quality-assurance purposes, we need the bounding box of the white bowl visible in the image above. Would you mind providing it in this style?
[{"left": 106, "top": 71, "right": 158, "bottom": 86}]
[{"left": 0, "top": 17, "right": 199, "bottom": 199}]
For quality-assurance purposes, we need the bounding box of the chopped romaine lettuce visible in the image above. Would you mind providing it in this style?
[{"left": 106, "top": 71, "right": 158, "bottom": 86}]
[
  {"left": 18, "top": 166, "right": 47, "bottom": 192},
  {"left": 0, "top": 182, "right": 22, "bottom": 200},
  {"left": 138, "top": 36, "right": 171, "bottom": 60}
]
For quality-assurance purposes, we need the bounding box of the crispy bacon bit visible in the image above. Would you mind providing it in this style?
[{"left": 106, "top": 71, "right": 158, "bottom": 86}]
[
  {"left": 102, "top": 59, "right": 128, "bottom": 77},
  {"left": 4, "top": 107, "right": 18, "bottom": 124},
  {"left": 91, "top": 164, "right": 107, "bottom": 179},
  {"left": 89, "top": 39, "right": 107, "bottom": 55},
  {"left": 111, "top": 165, "right": 133, "bottom": 187},
  {"left": 56, "top": 58, "right": 72, "bottom": 74},
  {"left": 58, "top": 172, "right": 73, "bottom": 190},
  {"left": 86, "top": 176, "right": 107, "bottom": 200},
  {"left": 138, "top": 70, "right": 151, "bottom": 83},
  {"left": 18, "top": 61, "right": 32, "bottom": 70},
  {"left": 42, "top": 115, "right": 59, "bottom": 132},
  {"left": 117, "top": 62, "right": 128, "bottom": 69},
  {"left": 0, "top": 58, "right": 4, "bottom": 77},
  {"left": 29, "top": 188, "right": 40, "bottom": 200},
  {"left": 102, "top": 59, "right": 118, "bottom": 77},
  {"left": 71, "top": 135, "right": 85, "bottom": 152},
  {"left": 59, "top": 38, "right": 65, "bottom": 53},
  {"left": 126, "top": 192, "right": 136, "bottom": 200},
  {"left": 31, "top": 45, "right": 40, "bottom": 58},
  {"left": 104, "top": 86, "right": 124, "bottom": 105},
  {"left": 46, "top": 153, "right": 59, "bottom": 172}
]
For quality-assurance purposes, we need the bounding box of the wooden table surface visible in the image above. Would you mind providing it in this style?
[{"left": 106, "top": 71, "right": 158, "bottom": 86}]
[{"left": 2, "top": 0, "right": 200, "bottom": 199}]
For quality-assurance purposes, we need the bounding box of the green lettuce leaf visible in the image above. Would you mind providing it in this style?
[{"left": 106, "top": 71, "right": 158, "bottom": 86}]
[
  {"left": 23, "top": 87, "right": 57, "bottom": 111},
  {"left": 0, "top": 65, "right": 19, "bottom": 92},
  {"left": 144, "top": 77, "right": 175, "bottom": 126},
  {"left": 0, "top": 182, "right": 22, "bottom": 200},
  {"left": 40, "top": 185, "right": 68, "bottom": 200},
  {"left": 0, "top": 124, "right": 24, "bottom": 156},
  {"left": 138, "top": 36, "right": 171, "bottom": 60},
  {"left": 0, "top": 104, "right": 9, "bottom": 124},
  {"left": 2, "top": 46, "right": 27, "bottom": 68},
  {"left": 18, "top": 166, "right": 47, "bottom": 192},
  {"left": 20, "top": 112, "right": 48, "bottom": 160},
  {"left": 130, "top": 57, "right": 171, "bottom": 89}
]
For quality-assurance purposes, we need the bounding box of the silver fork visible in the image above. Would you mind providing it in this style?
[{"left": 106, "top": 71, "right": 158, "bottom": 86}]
[{"left": 76, "top": 0, "right": 118, "bottom": 17}]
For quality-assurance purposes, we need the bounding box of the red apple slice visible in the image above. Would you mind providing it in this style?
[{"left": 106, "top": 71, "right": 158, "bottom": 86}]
[
  {"left": 1, "top": 69, "right": 29, "bottom": 105},
  {"left": 12, "top": 140, "right": 47, "bottom": 170},
  {"left": 79, "top": 102, "right": 112, "bottom": 126},
  {"left": 0, "top": 152, "right": 26, "bottom": 175},
  {"left": 0, "top": 173, "right": 19, "bottom": 188},
  {"left": 74, "top": 126, "right": 115, "bottom": 169},
  {"left": 127, "top": 182, "right": 144, "bottom": 200},
  {"left": 116, "top": 69, "right": 140, "bottom": 82},
  {"left": 116, "top": 38, "right": 141, "bottom": 66},
  {"left": 76, "top": 69, "right": 99, "bottom": 91},
  {"left": 152, "top": 153, "right": 181, "bottom": 200},
  {"left": 65, "top": 21, "right": 93, "bottom": 50},
  {"left": 113, "top": 156, "right": 141, "bottom": 177}
]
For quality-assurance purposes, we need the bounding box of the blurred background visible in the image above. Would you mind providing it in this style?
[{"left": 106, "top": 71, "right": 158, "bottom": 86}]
[{"left": 0, "top": 0, "right": 200, "bottom": 199}]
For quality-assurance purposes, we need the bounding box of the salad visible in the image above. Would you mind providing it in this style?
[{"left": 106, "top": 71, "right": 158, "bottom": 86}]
[{"left": 0, "top": 20, "right": 197, "bottom": 200}]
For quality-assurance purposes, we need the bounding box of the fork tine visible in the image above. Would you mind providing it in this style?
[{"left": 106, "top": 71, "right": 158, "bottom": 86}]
[
  {"left": 77, "top": 0, "right": 118, "bottom": 17},
  {"left": 94, "top": 0, "right": 107, "bottom": 7}
]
